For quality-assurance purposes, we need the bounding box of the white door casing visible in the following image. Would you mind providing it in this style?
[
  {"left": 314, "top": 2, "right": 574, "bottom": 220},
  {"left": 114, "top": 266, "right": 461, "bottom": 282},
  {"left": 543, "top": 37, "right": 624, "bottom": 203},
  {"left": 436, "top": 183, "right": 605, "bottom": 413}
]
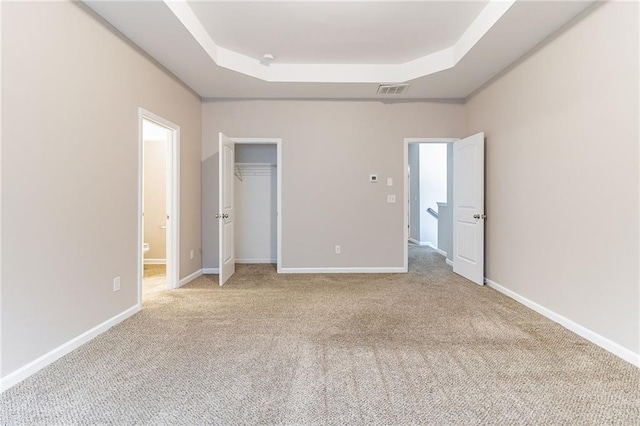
[
  {"left": 453, "top": 132, "right": 485, "bottom": 285},
  {"left": 218, "top": 132, "right": 236, "bottom": 286},
  {"left": 138, "top": 109, "right": 180, "bottom": 309}
]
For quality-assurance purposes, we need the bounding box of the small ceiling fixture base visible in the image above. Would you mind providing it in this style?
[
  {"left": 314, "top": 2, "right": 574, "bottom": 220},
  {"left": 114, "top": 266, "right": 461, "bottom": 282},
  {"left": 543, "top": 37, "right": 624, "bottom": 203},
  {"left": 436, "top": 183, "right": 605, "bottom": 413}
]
[
  {"left": 377, "top": 83, "right": 410, "bottom": 95},
  {"left": 260, "top": 53, "right": 275, "bottom": 66}
]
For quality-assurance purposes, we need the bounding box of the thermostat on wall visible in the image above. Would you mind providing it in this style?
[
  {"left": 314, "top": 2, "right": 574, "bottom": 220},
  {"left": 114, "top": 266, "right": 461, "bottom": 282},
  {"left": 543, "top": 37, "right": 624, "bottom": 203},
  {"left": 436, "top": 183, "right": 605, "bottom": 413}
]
[{"left": 370, "top": 174, "right": 378, "bottom": 183}]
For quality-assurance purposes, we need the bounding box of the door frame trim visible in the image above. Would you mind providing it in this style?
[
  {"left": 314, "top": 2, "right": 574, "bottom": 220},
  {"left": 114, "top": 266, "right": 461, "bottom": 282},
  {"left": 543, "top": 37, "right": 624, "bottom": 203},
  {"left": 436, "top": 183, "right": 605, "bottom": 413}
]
[
  {"left": 138, "top": 108, "right": 180, "bottom": 308},
  {"left": 403, "top": 138, "right": 458, "bottom": 272},
  {"left": 231, "top": 138, "right": 282, "bottom": 274}
]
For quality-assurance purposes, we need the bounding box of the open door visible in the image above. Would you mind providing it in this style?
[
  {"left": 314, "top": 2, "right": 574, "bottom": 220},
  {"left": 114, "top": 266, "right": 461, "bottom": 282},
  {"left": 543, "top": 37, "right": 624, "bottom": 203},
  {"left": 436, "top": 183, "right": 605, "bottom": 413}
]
[
  {"left": 453, "top": 132, "right": 485, "bottom": 285},
  {"left": 218, "top": 133, "right": 235, "bottom": 286}
]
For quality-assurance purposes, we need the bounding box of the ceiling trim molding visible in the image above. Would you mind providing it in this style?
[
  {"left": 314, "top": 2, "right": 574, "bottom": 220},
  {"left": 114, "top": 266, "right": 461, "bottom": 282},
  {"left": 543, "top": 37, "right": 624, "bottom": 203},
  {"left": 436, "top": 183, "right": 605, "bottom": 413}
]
[{"left": 165, "top": 0, "right": 515, "bottom": 84}]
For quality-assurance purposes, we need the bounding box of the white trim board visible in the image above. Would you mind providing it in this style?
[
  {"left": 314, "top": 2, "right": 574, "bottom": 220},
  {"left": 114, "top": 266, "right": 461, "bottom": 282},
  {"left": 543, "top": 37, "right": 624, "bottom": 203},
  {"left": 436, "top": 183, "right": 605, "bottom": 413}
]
[
  {"left": 203, "top": 268, "right": 220, "bottom": 274},
  {"left": 177, "top": 269, "right": 202, "bottom": 288},
  {"left": 425, "top": 242, "right": 447, "bottom": 258},
  {"left": 0, "top": 305, "right": 140, "bottom": 393},
  {"left": 408, "top": 238, "right": 429, "bottom": 246},
  {"left": 236, "top": 259, "right": 276, "bottom": 264},
  {"left": 445, "top": 258, "right": 454, "bottom": 267},
  {"left": 485, "top": 278, "right": 640, "bottom": 367},
  {"left": 143, "top": 258, "right": 167, "bottom": 265},
  {"left": 409, "top": 239, "right": 447, "bottom": 257},
  {"left": 281, "top": 267, "right": 405, "bottom": 274}
]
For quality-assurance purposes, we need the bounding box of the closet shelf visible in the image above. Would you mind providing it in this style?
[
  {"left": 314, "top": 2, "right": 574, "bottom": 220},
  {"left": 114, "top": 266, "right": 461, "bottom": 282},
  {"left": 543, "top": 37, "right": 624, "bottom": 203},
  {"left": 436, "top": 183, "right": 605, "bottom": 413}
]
[{"left": 235, "top": 162, "right": 276, "bottom": 179}]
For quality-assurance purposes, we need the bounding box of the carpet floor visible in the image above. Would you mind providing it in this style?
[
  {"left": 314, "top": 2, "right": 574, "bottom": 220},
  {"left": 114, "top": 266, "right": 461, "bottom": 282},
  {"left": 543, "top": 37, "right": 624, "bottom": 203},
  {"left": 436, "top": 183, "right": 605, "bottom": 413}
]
[{"left": 1, "top": 246, "right": 638, "bottom": 425}]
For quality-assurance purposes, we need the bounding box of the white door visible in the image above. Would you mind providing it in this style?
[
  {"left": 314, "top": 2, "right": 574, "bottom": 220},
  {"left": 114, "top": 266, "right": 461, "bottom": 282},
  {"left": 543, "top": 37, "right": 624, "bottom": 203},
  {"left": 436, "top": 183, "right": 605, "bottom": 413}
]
[
  {"left": 453, "top": 132, "right": 485, "bottom": 285},
  {"left": 218, "top": 133, "right": 235, "bottom": 286}
]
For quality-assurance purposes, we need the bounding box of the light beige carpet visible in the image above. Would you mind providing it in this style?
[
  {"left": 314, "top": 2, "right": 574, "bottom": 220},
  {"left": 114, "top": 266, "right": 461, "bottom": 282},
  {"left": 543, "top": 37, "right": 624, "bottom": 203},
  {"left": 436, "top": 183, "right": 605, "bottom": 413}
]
[{"left": 1, "top": 246, "right": 638, "bottom": 425}]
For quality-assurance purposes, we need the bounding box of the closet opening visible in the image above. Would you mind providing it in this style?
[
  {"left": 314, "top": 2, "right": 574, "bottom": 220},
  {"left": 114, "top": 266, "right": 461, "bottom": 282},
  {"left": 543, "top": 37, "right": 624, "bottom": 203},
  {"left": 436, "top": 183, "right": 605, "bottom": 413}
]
[{"left": 234, "top": 143, "right": 278, "bottom": 266}]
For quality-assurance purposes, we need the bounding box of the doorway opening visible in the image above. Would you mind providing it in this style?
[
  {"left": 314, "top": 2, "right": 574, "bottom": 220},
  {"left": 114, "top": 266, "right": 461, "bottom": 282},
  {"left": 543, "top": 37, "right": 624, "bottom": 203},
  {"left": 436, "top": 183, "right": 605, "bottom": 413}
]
[
  {"left": 404, "top": 138, "right": 456, "bottom": 272},
  {"left": 138, "top": 109, "right": 180, "bottom": 305},
  {"left": 217, "top": 136, "right": 282, "bottom": 286},
  {"left": 403, "top": 134, "right": 486, "bottom": 284}
]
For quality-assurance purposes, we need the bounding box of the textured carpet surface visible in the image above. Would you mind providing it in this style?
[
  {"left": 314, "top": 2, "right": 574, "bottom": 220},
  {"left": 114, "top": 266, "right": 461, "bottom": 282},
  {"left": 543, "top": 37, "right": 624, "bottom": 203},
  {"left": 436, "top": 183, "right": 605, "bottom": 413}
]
[{"left": 1, "top": 246, "right": 639, "bottom": 425}]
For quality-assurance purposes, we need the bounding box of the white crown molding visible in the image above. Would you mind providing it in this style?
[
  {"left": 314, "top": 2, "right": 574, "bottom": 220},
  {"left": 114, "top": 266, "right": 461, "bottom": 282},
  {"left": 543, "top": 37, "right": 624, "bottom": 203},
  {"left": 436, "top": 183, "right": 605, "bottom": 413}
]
[{"left": 164, "top": 0, "right": 516, "bottom": 83}]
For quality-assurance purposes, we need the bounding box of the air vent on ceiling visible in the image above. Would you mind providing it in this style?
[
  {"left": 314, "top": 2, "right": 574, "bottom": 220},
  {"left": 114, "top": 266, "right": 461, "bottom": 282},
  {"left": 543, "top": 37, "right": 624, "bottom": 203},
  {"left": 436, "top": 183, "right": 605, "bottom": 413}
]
[{"left": 377, "top": 83, "right": 410, "bottom": 95}]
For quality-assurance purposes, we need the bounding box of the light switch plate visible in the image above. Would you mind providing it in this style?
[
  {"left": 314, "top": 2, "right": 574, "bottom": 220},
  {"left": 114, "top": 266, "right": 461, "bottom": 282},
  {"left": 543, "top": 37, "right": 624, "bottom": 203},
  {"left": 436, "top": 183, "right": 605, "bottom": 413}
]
[{"left": 387, "top": 178, "right": 393, "bottom": 186}]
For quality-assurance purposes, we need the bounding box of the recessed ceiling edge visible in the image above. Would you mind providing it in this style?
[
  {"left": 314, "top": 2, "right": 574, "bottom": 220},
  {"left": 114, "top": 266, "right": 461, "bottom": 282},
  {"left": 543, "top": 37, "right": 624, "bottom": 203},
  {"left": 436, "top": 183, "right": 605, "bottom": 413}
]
[{"left": 164, "top": 0, "right": 515, "bottom": 84}]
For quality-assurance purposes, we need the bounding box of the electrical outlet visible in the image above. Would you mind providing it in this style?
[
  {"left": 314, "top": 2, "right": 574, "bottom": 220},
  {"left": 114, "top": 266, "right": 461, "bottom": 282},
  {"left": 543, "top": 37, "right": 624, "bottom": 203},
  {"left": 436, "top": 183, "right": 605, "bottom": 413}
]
[
  {"left": 190, "top": 249, "right": 195, "bottom": 260},
  {"left": 387, "top": 194, "right": 396, "bottom": 203},
  {"left": 335, "top": 245, "right": 341, "bottom": 254},
  {"left": 113, "top": 277, "right": 121, "bottom": 292}
]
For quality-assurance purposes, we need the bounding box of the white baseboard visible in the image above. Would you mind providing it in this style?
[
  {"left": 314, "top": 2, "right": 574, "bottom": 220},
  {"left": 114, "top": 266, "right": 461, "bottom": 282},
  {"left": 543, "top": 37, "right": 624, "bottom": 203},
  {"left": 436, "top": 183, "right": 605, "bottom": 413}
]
[
  {"left": 143, "top": 258, "right": 166, "bottom": 265},
  {"left": 408, "top": 238, "right": 428, "bottom": 246},
  {"left": 280, "top": 267, "right": 406, "bottom": 274},
  {"left": 445, "top": 258, "right": 453, "bottom": 266},
  {"left": 0, "top": 304, "right": 140, "bottom": 393},
  {"left": 485, "top": 278, "right": 640, "bottom": 367},
  {"left": 177, "top": 269, "right": 202, "bottom": 288},
  {"left": 424, "top": 242, "right": 447, "bottom": 257},
  {"left": 202, "top": 268, "right": 220, "bottom": 274},
  {"left": 236, "top": 259, "right": 276, "bottom": 264},
  {"left": 409, "top": 239, "right": 447, "bottom": 257}
]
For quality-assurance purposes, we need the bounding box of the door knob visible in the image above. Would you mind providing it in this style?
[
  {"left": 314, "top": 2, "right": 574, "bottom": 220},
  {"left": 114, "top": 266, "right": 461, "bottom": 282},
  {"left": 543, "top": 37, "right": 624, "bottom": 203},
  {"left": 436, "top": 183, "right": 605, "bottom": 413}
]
[{"left": 215, "top": 214, "right": 220, "bottom": 218}]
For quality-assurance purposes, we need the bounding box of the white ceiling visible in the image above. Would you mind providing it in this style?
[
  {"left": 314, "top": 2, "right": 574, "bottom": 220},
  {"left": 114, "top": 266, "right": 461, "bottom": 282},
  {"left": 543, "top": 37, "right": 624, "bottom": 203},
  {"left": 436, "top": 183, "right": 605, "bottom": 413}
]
[
  {"left": 84, "top": 0, "right": 595, "bottom": 100},
  {"left": 187, "top": 1, "right": 489, "bottom": 64}
]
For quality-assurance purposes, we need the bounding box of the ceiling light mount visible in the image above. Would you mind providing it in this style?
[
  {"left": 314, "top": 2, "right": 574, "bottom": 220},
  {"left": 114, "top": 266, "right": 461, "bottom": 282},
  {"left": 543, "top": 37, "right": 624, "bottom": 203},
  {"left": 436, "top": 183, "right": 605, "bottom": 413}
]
[{"left": 260, "top": 53, "right": 275, "bottom": 66}]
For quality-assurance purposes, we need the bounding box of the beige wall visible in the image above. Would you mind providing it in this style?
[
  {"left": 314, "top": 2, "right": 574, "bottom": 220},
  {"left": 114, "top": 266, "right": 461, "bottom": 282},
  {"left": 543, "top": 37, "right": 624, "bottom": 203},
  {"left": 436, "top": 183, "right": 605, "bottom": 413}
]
[
  {"left": 143, "top": 140, "right": 167, "bottom": 260},
  {"left": 1, "top": 1, "right": 202, "bottom": 377},
  {"left": 3, "top": 0, "right": 636, "bottom": 383},
  {"left": 466, "top": 2, "right": 639, "bottom": 353},
  {"left": 202, "top": 100, "right": 465, "bottom": 269}
]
